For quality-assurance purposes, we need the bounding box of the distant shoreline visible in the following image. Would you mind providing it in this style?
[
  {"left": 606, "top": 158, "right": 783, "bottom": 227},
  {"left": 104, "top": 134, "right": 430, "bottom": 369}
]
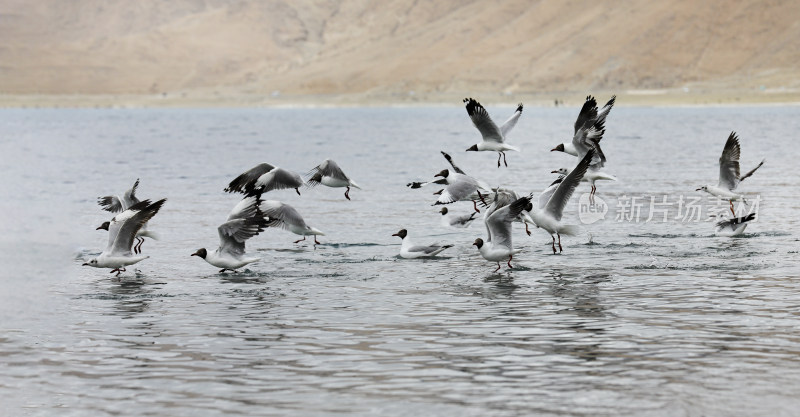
[{"left": 2, "top": 90, "right": 799, "bottom": 109}]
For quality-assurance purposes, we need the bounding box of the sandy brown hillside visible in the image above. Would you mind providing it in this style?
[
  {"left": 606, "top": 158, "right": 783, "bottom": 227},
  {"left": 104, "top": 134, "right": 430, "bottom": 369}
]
[{"left": 1, "top": 0, "right": 799, "bottom": 104}]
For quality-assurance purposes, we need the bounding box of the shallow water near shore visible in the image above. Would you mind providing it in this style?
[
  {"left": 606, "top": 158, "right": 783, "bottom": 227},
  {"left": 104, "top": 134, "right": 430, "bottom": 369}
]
[{"left": 1, "top": 106, "right": 799, "bottom": 416}]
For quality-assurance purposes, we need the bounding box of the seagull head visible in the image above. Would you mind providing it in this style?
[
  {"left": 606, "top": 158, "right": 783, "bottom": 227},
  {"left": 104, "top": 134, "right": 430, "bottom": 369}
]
[
  {"left": 551, "top": 168, "right": 569, "bottom": 175},
  {"left": 434, "top": 169, "right": 449, "bottom": 178},
  {"left": 95, "top": 221, "right": 110, "bottom": 231},
  {"left": 391, "top": 229, "right": 407, "bottom": 239},
  {"left": 696, "top": 185, "right": 708, "bottom": 192},
  {"left": 551, "top": 143, "right": 565, "bottom": 152},
  {"left": 439, "top": 207, "right": 448, "bottom": 215},
  {"left": 466, "top": 144, "right": 478, "bottom": 152},
  {"left": 82, "top": 258, "right": 98, "bottom": 267},
  {"left": 191, "top": 248, "right": 207, "bottom": 259},
  {"left": 472, "top": 238, "right": 484, "bottom": 249}
]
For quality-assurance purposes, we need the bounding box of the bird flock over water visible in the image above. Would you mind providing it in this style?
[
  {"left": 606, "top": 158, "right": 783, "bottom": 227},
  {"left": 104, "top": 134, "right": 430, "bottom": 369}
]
[{"left": 83, "top": 96, "right": 765, "bottom": 276}]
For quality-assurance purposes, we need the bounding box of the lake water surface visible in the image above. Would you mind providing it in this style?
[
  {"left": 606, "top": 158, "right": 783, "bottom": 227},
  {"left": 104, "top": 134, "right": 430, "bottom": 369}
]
[{"left": 1, "top": 105, "right": 799, "bottom": 416}]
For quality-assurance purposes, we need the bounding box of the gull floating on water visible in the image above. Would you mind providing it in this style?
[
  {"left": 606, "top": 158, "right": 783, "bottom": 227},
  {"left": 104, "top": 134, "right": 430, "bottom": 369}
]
[
  {"left": 439, "top": 207, "right": 478, "bottom": 228},
  {"left": 431, "top": 169, "right": 493, "bottom": 213},
  {"left": 84, "top": 199, "right": 167, "bottom": 276},
  {"left": 463, "top": 98, "right": 522, "bottom": 168},
  {"left": 697, "top": 132, "right": 765, "bottom": 216},
  {"left": 97, "top": 178, "right": 158, "bottom": 254},
  {"left": 259, "top": 200, "right": 325, "bottom": 246},
  {"left": 305, "top": 159, "right": 361, "bottom": 200},
  {"left": 531, "top": 150, "right": 594, "bottom": 253},
  {"left": 191, "top": 197, "right": 270, "bottom": 273},
  {"left": 712, "top": 212, "right": 756, "bottom": 237},
  {"left": 392, "top": 229, "right": 453, "bottom": 258},
  {"left": 473, "top": 194, "right": 532, "bottom": 272},
  {"left": 225, "top": 163, "right": 304, "bottom": 198}
]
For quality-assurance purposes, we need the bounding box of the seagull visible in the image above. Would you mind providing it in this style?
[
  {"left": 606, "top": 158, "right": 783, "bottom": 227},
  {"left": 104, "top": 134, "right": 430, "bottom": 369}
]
[
  {"left": 305, "top": 159, "right": 362, "bottom": 200},
  {"left": 407, "top": 151, "right": 466, "bottom": 189},
  {"left": 391, "top": 229, "right": 453, "bottom": 258},
  {"left": 84, "top": 199, "right": 167, "bottom": 276},
  {"left": 259, "top": 200, "right": 325, "bottom": 246},
  {"left": 530, "top": 150, "right": 594, "bottom": 253},
  {"left": 439, "top": 207, "right": 478, "bottom": 228},
  {"left": 712, "top": 212, "right": 756, "bottom": 237},
  {"left": 472, "top": 194, "right": 532, "bottom": 272},
  {"left": 463, "top": 98, "right": 522, "bottom": 168},
  {"left": 483, "top": 187, "right": 536, "bottom": 236},
  {"left": 191, "top": 197, "right": 270, "bottom": 273},
  {"left": 697, "top": 132, "right": 765, "bottom": 216},
  {"left": 551, "top": 96, "right": 616, "bottom": 202},
  {"left": 225, "top": 163, "right": 304, "bottom": 198},
  {"left": 97, "top": 178, "right": 158, "bottom": 254},
  {"left": 431, "top": 169, "right": 493, "bottom": 213}
]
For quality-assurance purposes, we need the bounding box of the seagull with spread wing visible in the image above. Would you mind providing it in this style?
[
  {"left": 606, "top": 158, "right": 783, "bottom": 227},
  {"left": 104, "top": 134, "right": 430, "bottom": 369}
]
[
  {"left": 225, "top": 163, "right": 304, "bottom": 198},
  {"left": 697, "top": 132, "right": 765, "bottom": 216},
  {"left": 97, "top": 178, "right": 158, "bottom": 254},
  {"left": 463, "top": 98, "right": 523, "bottom": 168},
  {"left": 305, "top": 159, "right": 361, "bottom": 200}
]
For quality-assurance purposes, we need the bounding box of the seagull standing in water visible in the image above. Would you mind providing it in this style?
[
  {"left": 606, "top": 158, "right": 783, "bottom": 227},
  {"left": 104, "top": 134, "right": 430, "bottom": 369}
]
[
  {"left": 259, "top": 200, "right": 325, "bottom": 246},
  {"left": 697, "top": 132, "right": 765, "bottom": 216},
  {"left": 84, "top": 199, "right": 167, "bottom": 276},
  {"left": 463, "top": 98, "right": 523, "bottom": 168},
  {"left": 305, "top": 159, "right": 362, "bottom": 200},
  {"left": 392, "top": 229, "right": 453, "bottom": 258},
  {"left": 225, "top": 163, "right": 304, "bottom": 197},
  {"left": 531, "top": 150, "right": 594, "bottom": 254},
  {"left": 191, "top": 197, "right": 270, "bottom": 273},
  {"left": 97, "top": 178, "right": 158, "bottom": 254},
  {"left": 473, "top": 194, "right": 532, "bottom": 272}
]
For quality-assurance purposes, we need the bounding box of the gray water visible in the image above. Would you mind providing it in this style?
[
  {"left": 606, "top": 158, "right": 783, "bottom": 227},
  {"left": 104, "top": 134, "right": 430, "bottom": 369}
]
[{"left": 1, "top": 105, "right": 799, "bottom": 416}]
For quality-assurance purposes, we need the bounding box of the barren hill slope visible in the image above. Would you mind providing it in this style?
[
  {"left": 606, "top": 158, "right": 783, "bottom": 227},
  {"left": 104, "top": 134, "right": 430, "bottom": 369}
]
[{"left": 1, "top": 0, "right": 798, "bottom": 100}]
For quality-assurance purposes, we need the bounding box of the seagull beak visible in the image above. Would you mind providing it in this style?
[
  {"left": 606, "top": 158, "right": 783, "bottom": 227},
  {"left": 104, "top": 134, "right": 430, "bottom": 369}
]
[
  {"left": 434, "top": 173, "right": 443, "bottom": 178},
  {"left": 82, "top": 262, "right": 89, "bottom": 266},
  {"left": 550, "top": 147, "right": 558, "bottom": 152},
  {"left": 391, "top": 233, "right": 400, "bottom": 237},
  {"left": 95, "top": 225, "right": 103, "bottom": 230},
  {"left": 472, "top": 242, "right": 478, "bottom": 246},
  {"left": 190, "top": 253, "right": 197, "bottom": 257},
  {"left": 550, "top": 170, "right": 559, "bottom": 174},
  {"left": 695, "top": 188, "right": 702, "bottom": 191}
]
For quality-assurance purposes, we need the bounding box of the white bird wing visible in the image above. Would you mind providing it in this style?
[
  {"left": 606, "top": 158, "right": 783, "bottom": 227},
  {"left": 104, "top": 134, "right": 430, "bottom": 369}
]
[
  {"left": 464, "top": 98, "right": 504, "bottom": 143},
  {"left": 435, "top": 175, "right": 480, "bottom": 205},
  {"left": 406, "top": 243, "right": 448, "bottom": 254},
  {"left": 486, "top": 195, "right": 531, "bottom": 250},
  {"left": 122, "top": 178, "right": 141, "bottom": 209},
  {"left": 98, "top": 178, "right": 140, "bottom": 212},
  {"left": 573, "top": 121, "right": 606, "bottom": 166},
  {"left": 307, "top": 159, "right": 349, "bottom": 186},
  {"left": 573, "top": 96, "right": 598, "bottom": 134},
  {"left": 105, "top": 199, "right": 166, "bottom": 255},
  {"left": 499, "top": 103, "right": 523, "bottom": 137},
  {"left": 225, "top": 163, "right": 276, "bottom": 194},
  {"left": 260, "top": 200, "right": 307, "bottom": 231},
  {"left": 218, "top": 198, "right": 268, "bottom": 257},
  {"left": 718, "top": 132, "right": 742, "bottom": 190},
  {"left": 539, "top": 175, "right": 565, "bottom": 210},
  {"left": 545, "top": 150, "right": 593, "bottom": 221},
  {"left": 255, "top": 167, "right": 304, "bottom": 193}
]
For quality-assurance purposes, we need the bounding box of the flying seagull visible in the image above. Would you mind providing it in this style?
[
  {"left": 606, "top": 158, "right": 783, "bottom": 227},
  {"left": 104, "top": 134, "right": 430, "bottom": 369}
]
[
  {"left": 431, "top": 169, "right": 493, "bottom": 213},
  {"left": 259, "top": 200, "right": 325, "bottom": 246},
  {"left": 191, "top": 197, "right": 270, "bottom": 273},
  {"left": 84, "top": 199, "right": 167, "bottom": 276},
  {"left": 225, "top": 163, "right": 304, "bottom": 198},
  {"left": 463, "top": 98, "right": 522, "bottom": 168},
  {"left": 697, "top": 132, "right": 764, "bottom": 216},
  {"left": 407, "top": 151, "right": 467, "bottom": 189},
  {"left": 97, "top": 178, "right": 158, "bottom": 254},
  {"left": 305, "top": 159, "right": 362, "bottom": 200}
]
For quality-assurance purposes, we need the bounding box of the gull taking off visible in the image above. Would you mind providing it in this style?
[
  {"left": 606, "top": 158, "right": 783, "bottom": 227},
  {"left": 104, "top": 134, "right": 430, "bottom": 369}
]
[
  {"left": 712, "top": 212, "right": 756, "bottom": 237},
  {"left": 225, "top": 163, "right": 304, "bottom": 198},
  {"left": 463, "top": 98, "right": 522, "bottom": 168},
  {"left": 97, "top": 178, "right": 158, "bottom": 254},
  {"left": 305, "top": 159, "right": 361, "bottom": 200},
  {"left": 697, "top": 132, "right": 765, "bottom": 216},
  {"left": 532, "top": 150, "right": 594, "bottom": 254},
  {"left": 431, "top": 169, "right": 493, "bottom": 213},
  {"left": 84, "top": 199, "right": 167, "bottom": 276},
  {"left": 260, "top": 200, "right": 325, "bottom": 246},
  {"left": 191, "top": 197, "right": 270, "bottom": 273},
  {"left": 392, "top": 229, "right": 453, "bottom": 258},
  {"left": 473, "top": 194, "right": 532, "bottom": 272}
]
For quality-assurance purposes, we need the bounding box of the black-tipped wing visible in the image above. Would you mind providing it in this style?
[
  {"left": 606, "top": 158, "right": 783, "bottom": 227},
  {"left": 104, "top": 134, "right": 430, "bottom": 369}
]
[
  {"left": 106, "top": 199, "right": 166, "bottom": 255},
  {"left": 98, "top": 195, "right": 123, "bottom": 213},
  {"left": 718, "top": 132, "right": 742, "bottom": 190},
  {"left": 539, "top": 175, "right": 565, "bottom": 210},
  {"left": 486, "top": 195, "right": 532, "bottom": 250},
  {"left": 253, "top": 167, "right": 304, "bottom": 195},
  {"left": 545, "top": 150, "right": 593, "bottom": 221},
  {"left": 225, "top": 163, "right": 276, "bottom": 194},
  {"left": 573, "top": 96, "right": 598, "bottom": 134},
  {"left": 218, "top": 201, "right": 269, "bottom": 256},
  {"left": 464, "top": 98, "right": 503, "bottom": 143},
  {"left": 434, "top": 175, "right": 480, "bottom": 205},
  {"left": 739, "top": 159, "right": 764, "bottom": 183},
  {"left": 499, "top": 103, "right": 523, "bottom": 137},
  {"left": 306, "top": 159, "right": 349, "bottom": 187},
  {"left": 441, "top": 151, "right": 466, "bottom": 175},
  {"left": 716, "top": 212, "right": 756, "bottom": 229}
]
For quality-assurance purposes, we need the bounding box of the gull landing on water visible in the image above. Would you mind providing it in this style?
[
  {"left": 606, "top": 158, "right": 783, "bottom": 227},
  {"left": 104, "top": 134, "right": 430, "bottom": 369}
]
[
  {"left": 712, "top": 212, "right": 756, "bottom": 237},
  {"left": 84, "top": 199, "right": 166, "bottom": 276},
  {"left": 473, "top": 195, "right": 532, "bottom": 272},
  {"left": 225, "top": 163, "right": 304, "bottom": 198},
  {"left": 392, "top": 229, "right": 453, "bottom": 258},
  {"left": 463, "top": 98, "right": 522, "bottom": 168},
  {"left": 697, "top": 132, "right": 765, "bottom": 216},
  {"left": 97, "top": 178, "right": 158, "bottom": 254},
  {"left": 259, "top": 200, "right": 325, "bottom": 246},
  {"left": 305, "top": 159, "right": 361, "bottom": 200},
  {"left": 191, "top": 197, "right": 270, "bottom": 273}
]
